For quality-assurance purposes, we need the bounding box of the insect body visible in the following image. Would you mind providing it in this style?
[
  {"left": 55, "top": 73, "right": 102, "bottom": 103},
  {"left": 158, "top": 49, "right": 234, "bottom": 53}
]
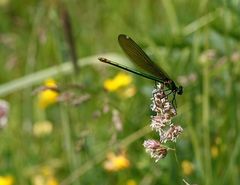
[{"left": 98, "top": 34, "right": 183, "bottom": 100}]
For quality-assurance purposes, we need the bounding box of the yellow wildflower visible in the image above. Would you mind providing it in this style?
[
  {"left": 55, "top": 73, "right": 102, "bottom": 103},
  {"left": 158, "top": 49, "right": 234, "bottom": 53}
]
[
  {"left": 32, "top": 175, "right": 44, "bottom": 185},
  {"left": 215, "top": 137, "right": 222, "bottom": 145},
  {"left": 32, "top": 166, "right": 59, "bottom": 185},
  {"left": 46, "top": 176, "right": 58, "bottom": 185},
  {"left": 41, "top": 166, "right": 52, "bottom": 176},
  {"left": 32, "top": 175, "right": 58, "bottom": 185},
  {"left": 121, "top": 86, "right": 137, "bottom": 98},
  {"left": 211, "top": 145, "right": 219, "bottom": 159},
  {"left": 103, "top": 152, "right": 130, "bottom": 172},
  {"left": 0, "top": 175, "right": 14, "bottom": 185},
  {"left": 38, "top": 79, "right": 59, "bottom": 109},
  {"left": 33, "top": 121, "right": 53, "bottom": 137},
  {"left": 104, "top": 73, "right": 133, "bottom": 92},
  {"left": 126, "top": 179, "right": 137, "bottom": 185},
  {"left": 181, "top": 160, "right": 194, "bottom": 176}
]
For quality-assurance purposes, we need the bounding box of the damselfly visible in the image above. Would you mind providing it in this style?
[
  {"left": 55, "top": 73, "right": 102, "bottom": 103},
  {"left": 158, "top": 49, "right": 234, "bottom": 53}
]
[{"left": 98, "top": 34, "right": 183, "bottom": 102}]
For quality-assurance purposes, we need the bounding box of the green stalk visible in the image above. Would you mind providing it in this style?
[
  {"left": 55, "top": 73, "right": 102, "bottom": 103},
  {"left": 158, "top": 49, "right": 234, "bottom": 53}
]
[
  {"left": 0, "top": 53, "right": 125, "bottom": 97},
  {"left": 162, "top": 0, "right": 180, "bottom": 35},
  {"left": 202, "top": 57, "right": 212, "bottom": 185},
  {"left": 183, "top": 8, "right": 221, "bottom": 36},
  {"left": 60, "top": 125, "right": 151, "bottom": 185}
]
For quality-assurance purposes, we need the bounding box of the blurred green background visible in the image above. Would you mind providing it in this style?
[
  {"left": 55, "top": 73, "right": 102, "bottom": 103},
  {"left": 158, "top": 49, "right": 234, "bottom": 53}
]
[{"left": 0, "top": 0, "right": 240, "bottom": 185}]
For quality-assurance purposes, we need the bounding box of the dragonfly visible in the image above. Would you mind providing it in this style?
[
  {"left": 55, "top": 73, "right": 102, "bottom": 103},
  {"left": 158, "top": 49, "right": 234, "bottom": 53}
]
[{"left": 98, "top": 34, "right": 183, "bottom": 103}]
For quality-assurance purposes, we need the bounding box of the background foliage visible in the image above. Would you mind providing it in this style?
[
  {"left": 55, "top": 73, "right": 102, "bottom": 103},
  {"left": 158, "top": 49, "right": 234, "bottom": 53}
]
[{"left": 0, "top": 0, "right": 240, "bottom": 185}]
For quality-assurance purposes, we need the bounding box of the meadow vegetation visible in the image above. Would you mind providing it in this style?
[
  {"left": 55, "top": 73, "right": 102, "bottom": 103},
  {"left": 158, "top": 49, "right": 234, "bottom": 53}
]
[{"left": 0, "top": 1, "right": 240, "bottom": 184}]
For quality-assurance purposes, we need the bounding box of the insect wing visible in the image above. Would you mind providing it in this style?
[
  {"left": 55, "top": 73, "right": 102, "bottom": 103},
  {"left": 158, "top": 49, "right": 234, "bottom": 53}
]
[{"left": 118, "top": 34, "right": 171, "bottom": 81}]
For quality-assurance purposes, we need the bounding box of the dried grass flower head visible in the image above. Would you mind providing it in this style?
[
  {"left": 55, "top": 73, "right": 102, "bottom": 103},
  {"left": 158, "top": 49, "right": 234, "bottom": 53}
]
[
  {"left": 143, "top": 83, "right": 183, "bottom": 161},
  {"left": 143, "top": 139, "right": 168, "bottom": 162},
  {"left": 0, "top": 99, "right": 9, "bottom": 129},
  {"left": 161, "top": 124, "right": 183, "bottom": 143}
]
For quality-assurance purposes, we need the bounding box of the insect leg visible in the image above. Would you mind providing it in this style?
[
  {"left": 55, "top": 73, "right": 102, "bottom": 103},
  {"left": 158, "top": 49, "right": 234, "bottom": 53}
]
[{"left": 171, "top": 92, "right": 177, "bottom": 109}]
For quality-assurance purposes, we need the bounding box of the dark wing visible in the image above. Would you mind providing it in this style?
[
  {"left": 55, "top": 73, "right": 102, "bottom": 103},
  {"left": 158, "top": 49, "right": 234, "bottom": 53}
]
[{"left": 118, "top": 34, "right": 171, "bottom": 81}]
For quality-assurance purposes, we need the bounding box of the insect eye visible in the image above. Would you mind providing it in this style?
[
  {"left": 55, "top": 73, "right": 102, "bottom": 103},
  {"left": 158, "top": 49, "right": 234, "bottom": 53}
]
[{"left": 177, "top": 86, "right": 183, "bottom": 95}]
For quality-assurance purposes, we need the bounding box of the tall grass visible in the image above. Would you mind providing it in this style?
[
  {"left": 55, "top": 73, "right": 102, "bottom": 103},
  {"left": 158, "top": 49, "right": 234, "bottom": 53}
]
[{"left": 0, "top": 0, "right": 240, "bottom": 184}]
